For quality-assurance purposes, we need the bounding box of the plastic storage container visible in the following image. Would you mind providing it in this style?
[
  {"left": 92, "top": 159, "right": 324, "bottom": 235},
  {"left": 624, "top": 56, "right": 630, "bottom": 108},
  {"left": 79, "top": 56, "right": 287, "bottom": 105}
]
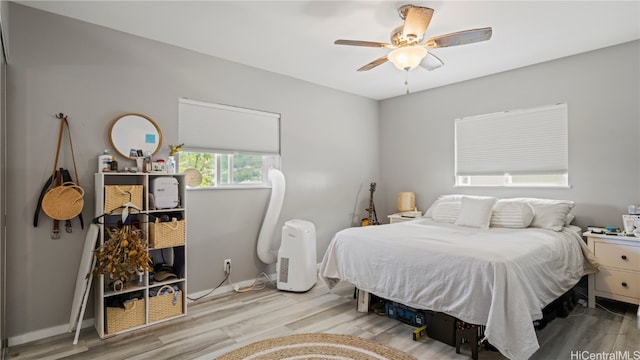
[
  {"left": 277, "top": 219, "right": 317, "bottom": 292},
  {"left": 150, "top": 177, "right": 179, "bottom": 209}
]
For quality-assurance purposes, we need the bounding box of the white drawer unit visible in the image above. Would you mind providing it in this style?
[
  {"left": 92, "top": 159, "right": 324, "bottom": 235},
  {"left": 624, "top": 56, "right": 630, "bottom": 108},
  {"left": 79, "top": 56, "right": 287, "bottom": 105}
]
[
  {"left": 585, "top": 232, "right": 640, "bottom": 308},
  {"left": 387, "top": 213, "right": 422, "bottom": 224}
]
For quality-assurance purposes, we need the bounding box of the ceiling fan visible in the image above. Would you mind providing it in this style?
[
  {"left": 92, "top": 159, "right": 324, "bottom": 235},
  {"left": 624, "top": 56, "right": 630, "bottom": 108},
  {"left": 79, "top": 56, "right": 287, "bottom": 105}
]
[{"left": 335, "top": 4, "right": 492, "bottom": 72}]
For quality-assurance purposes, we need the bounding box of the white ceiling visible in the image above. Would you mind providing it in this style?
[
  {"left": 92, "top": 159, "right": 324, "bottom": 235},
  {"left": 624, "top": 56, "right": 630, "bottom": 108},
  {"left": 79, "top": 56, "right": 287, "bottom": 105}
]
[{"left": 15, "top": 0, "right": 640, "bottom": 100}]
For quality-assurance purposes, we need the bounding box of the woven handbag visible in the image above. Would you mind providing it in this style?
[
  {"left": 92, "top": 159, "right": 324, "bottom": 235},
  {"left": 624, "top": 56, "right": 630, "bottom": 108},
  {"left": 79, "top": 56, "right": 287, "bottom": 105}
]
[
  {"left": 41, "top": 114, "right": 85, "bottom": 221},
  {"left": 42, "top": 182, "right": 84, "bottom": 220}
]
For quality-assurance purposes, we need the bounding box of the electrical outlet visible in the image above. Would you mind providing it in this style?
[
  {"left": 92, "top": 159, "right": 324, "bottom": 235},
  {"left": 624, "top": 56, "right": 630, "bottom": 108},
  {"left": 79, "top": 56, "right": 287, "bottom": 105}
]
[{"left": 224, "top": 259, "right": 231, "bottom": 274}]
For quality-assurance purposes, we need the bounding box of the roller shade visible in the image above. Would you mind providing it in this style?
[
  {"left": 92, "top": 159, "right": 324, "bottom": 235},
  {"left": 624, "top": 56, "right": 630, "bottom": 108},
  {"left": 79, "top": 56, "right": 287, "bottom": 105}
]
[
  {"left": 179, "top": 98, "right": 280, "bottom": 154},
  {"left": 455, "top": 103, "right": 568, "bottom": 176}
]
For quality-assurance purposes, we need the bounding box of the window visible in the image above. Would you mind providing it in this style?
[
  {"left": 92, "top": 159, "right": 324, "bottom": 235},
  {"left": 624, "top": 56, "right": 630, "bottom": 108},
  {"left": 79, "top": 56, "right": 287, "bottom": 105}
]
[
  {"left": 178, "top": 151, "right": 280, "bottom": 187},
  {"left": 455, "top": 103, "right": 568, "bottom": 187},
  {"left": 178, "top": 98, "right": 280, "bottom": 188}
]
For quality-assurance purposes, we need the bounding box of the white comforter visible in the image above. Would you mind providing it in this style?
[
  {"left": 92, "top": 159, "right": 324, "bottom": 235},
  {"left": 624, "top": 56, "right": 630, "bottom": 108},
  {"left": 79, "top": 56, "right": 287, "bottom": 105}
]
[{"left": 320, "top": 219, "right": 598, "bottom": 360}]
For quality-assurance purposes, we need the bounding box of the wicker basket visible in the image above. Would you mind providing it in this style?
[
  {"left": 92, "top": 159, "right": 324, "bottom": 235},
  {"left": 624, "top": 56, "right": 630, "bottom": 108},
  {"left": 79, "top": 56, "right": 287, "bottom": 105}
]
[
  {"left": 149, "top": 220, "right": 185, "bottom": 249},
  {"left": 105, "top": 298, "right": 145, "bottom": 334},
  {"left": 149, "top": 285, "right": 183, "bottom": 322},
  {"left": 104, "top": 185, "right": 143, "bottom": 213}
]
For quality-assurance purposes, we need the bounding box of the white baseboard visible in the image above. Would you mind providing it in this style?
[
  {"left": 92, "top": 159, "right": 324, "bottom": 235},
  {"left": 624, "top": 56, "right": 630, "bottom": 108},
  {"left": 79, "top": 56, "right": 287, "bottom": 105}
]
[
  {"left": 8, "top": 273, "right": 278, "bottom": 347},
  {"left": 8, "top": 318, "right": 94, "bottom": 347}
]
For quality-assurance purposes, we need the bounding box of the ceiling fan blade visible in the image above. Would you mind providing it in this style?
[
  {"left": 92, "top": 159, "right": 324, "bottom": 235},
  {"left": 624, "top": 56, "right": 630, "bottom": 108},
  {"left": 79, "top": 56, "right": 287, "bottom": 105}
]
[
  {"left": 357, "top": 55, "right": 389, "bottom": 71},
  {"left": 402, "top": 6, "right": 434, "bottom": 42},
  {"left": 425, "top": 27, "right": 493, "bottom": 49},
  {"left": 419, "top": 52, "right": 444, "bottom": 71},
  {"left": 335, "top": 39, "right": 393, "bottom": 48}
]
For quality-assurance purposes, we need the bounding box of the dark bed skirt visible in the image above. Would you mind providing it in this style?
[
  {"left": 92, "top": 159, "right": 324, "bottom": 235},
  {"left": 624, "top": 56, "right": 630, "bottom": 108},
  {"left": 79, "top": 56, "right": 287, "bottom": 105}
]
[
  {"left": 371, "top": 286, "right": 578, "bottom": 346},
  {"left": 534, "top": 287, "right": 578, "bottom": 330}
]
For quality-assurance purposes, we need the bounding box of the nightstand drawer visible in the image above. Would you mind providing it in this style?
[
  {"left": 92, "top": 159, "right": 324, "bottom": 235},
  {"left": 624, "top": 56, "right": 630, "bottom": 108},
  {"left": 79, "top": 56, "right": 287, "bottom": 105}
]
[
  {"left": 594, "top": 268, "right": 639, "bottom": 299},
  {"left": 387, "top": 213, "right": 422, "bottom": 224},
  {"left": 594, "top": 242, "right": 639, "bottom": 271}
]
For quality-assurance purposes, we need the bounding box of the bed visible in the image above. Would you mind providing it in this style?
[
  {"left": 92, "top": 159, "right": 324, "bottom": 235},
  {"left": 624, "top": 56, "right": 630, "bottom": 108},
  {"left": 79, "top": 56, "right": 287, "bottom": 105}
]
[{"left": 320, "top": 195, "right": 599, "bottom": 360}]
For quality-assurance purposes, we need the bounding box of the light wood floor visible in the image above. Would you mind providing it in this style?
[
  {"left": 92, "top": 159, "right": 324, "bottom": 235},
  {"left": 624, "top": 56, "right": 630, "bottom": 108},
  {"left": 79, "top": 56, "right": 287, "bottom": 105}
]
[{"left": 4, "top": 280, "right": 639, "bottom": 360}]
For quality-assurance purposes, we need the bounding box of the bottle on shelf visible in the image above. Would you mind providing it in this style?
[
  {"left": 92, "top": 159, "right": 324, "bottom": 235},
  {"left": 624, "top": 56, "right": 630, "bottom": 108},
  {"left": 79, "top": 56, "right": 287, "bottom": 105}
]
[
  {"left": 98, "top": 150, "right": 112, "bottom": 173},
  {"left": 110, "top": 156, "right": 118, "bottom": 172},
  {"left": 143, "top": 152, "right": 152, "bottom": 173},
  {"left": 167, "top": 156, "right": 176, "bottom": 174}
]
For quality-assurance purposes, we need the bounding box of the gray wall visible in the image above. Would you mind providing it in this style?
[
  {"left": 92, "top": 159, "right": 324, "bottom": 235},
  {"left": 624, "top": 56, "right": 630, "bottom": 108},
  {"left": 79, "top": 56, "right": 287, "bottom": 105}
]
[
  {"left": 5, "top": 3, "right": 378, "bottom": 339},
  {"left": 379, "top": 40, "right": 640, "bottom": 230}
]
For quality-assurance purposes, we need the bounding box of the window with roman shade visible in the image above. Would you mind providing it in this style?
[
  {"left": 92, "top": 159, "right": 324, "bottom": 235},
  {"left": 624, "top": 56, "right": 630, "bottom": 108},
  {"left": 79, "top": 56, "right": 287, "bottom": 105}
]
[
  {"left": 455, "top": 103, "right": 568, "bottom": 187},
  {"left": 177, "top": 98, "right": 281, "bottom": 188},
  {"left": 178, "top": 98, "right": 280, "bottom": 155}
]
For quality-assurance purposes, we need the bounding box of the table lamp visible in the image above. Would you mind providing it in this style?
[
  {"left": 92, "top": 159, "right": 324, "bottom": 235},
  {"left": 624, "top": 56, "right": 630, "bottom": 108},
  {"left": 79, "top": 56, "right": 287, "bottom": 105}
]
[{"left": 397, "top": 192, "right": 416, "bottom": 212}]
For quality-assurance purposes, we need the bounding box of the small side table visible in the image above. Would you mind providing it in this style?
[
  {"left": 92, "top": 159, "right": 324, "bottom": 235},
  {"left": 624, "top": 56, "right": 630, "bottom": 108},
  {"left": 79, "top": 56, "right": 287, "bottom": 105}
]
[
  {"left": 388, "top": 213, "right": 422, "bottom": 224},
  {"left": 583, "top": 232, "right": 639, "bottom": 308}
]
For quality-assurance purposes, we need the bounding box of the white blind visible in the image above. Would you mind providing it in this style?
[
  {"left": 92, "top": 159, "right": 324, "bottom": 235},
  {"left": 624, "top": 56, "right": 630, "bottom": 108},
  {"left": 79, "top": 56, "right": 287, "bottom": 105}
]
[
  {"left": 178, "top": 98, "right": 280, "bottom": 154},
  {"left": 455, "top": 103, "right": 568, "bottom": 176}
]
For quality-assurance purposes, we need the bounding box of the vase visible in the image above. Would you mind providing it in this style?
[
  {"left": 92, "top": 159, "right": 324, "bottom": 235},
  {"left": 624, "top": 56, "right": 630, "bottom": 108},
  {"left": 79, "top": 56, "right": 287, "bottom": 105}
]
[{"left": 167, "top": 156, "right": 176, "bottom": 174}]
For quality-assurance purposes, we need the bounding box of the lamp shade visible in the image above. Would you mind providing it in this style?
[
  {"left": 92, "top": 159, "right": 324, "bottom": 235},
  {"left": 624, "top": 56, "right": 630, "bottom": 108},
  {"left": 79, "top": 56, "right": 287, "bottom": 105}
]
[
  {"left": 388, "top": 46, "right": 428, "bottom": 70},
  {"left": 397, "top": 192, "right": 416, "bottom": 212}
]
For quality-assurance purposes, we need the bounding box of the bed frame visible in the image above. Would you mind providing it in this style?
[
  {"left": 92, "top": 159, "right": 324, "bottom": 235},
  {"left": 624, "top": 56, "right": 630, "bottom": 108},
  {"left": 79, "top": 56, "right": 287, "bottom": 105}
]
[{"left": 355, "top": 287, "right": 578, "bottom": 359}]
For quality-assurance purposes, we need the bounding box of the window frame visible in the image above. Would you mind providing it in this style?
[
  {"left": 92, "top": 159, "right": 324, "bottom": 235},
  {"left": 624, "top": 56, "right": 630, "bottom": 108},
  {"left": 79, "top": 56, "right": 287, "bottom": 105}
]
[{"left": 455, "top": 173, "right": 570, "bottom": 188}]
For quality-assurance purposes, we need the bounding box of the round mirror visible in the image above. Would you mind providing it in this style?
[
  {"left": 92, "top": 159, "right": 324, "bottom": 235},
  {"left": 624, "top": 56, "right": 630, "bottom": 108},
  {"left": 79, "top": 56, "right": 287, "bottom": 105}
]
[{"left": 110, "top": 113, "right": 163, "bottom": 159}]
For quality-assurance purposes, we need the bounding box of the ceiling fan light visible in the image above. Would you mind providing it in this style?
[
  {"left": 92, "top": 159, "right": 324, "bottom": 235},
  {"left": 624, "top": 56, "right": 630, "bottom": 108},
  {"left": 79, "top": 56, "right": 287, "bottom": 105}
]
[{"left": 388, "top": 46, "right": 428, "bottom": 70}]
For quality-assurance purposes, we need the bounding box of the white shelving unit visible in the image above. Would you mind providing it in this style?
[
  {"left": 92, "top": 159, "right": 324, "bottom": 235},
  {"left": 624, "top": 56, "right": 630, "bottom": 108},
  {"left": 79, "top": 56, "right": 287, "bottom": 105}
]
[{"left": 94, "top": 172, "right": 187, "bottom": 338}]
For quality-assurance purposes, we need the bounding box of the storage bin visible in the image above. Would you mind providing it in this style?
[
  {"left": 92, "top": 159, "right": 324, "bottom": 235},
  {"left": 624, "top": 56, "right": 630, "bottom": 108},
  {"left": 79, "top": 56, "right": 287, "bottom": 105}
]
[
  {"left": 149, "top": 285, "right": 183, "bottom": 322},
  {"left": 149, "top": 220, "right": 185, "bottom": 248},
  {"left": 104, "top": 185, "right": 143, "bottom": 213},
  {"left": 385, "top": 301, "right": 429, "bottom": 327},
  {"left": 105, "top": 298, "right": 145, "bottom": 334}
]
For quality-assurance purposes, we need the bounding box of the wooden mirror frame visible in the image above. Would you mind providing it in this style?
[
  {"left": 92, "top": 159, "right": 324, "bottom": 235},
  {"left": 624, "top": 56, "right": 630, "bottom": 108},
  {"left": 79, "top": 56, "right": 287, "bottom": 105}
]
[{"left": 109, "top": 113, "right": 163, "bottom": 159}]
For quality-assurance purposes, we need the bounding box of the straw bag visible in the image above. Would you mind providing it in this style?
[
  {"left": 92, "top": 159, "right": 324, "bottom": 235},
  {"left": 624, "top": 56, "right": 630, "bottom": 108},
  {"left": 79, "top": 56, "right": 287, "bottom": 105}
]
[
  {"left": 42, "top": 182, "right": 84, "bottom": 220},
  {"left": 41, "top": 114, "right": 85, "bottom": 221}
]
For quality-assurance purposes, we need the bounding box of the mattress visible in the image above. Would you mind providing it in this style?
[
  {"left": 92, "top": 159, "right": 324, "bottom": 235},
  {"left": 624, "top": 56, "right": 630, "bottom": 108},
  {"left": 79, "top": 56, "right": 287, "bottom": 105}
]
[{"left": 320, "top": 218, "right": 598, "bottom": 360}]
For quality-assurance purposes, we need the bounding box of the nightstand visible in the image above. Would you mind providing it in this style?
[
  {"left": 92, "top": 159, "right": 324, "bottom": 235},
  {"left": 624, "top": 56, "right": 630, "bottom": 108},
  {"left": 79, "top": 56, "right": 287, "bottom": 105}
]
[
  {"left": 584, "top": 232, "right": 639, "bottom": 308},
  {"left": 388, "top": 213, "right": 422, "bottom": 224}
]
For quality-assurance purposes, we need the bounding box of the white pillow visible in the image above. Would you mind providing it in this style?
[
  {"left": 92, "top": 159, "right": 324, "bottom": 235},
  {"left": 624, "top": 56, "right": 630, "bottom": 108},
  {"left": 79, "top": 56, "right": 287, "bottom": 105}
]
[
  {"left": 431, "top": 201, "right": 461, "bottom": 223},
  {"left": 490, "top": 200, "right": 535, "bottom": 228},
  {"left": 565, "top": 213, "right": 575, "bottom": 226},
  {"left": 455, "top": 196, "right": 497, "bottom": 229},
  {"left": 508, "top": 198, "right": 574, "bottom": 231},
  {"left": 424, "top": 194, "right": 494, "bottom": 218},
  {"left": 530, "top": 203, "right": 574, "bottom": 231},
  {"left": 424, "top": 194, "right": 465, "bottom": 218}
]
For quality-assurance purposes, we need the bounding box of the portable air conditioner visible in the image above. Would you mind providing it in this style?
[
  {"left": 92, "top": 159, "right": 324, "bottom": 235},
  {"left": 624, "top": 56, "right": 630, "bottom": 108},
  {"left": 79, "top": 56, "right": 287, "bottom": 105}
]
[{"left": 276, "top": 219, "right": 317, "bottom": 292}]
